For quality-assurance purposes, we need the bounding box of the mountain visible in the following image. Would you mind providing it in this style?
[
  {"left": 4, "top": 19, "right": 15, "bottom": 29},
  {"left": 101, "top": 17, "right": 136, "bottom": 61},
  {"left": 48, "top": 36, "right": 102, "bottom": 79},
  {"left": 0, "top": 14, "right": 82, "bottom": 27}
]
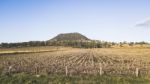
[{"left": 50, "top": 32, "right": 90, "bottom": 41}]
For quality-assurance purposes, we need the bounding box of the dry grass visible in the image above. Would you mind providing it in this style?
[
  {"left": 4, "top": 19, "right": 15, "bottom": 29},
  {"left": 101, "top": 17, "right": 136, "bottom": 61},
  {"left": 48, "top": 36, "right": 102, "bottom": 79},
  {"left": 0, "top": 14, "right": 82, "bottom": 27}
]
[
  {"left": 0, "top": 47, "right": 150, "bottom": 77},
  {"left": 0, "top": 46, "right": 70, "bottom": 54}
]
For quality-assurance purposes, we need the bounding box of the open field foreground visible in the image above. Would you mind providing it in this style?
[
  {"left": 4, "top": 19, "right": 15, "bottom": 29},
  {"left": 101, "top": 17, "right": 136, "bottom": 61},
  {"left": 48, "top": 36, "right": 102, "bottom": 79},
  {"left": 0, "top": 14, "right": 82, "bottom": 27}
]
[{"left": 1, "top": 47, "right": 150, "bottom": 84}]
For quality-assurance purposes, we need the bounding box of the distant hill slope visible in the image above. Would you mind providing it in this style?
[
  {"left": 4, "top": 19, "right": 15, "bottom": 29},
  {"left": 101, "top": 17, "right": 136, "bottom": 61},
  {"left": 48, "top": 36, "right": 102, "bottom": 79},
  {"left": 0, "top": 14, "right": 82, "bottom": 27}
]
[{"left": 50, "top": 33, "right": 90, "bottom": 41}]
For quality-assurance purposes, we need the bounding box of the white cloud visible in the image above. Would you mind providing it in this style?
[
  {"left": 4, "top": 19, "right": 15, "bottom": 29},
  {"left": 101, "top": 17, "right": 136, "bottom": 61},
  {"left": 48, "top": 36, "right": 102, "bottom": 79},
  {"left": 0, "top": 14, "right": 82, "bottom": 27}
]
[{"left": 135, "top": 17, "right": 150, "bottom": 28}]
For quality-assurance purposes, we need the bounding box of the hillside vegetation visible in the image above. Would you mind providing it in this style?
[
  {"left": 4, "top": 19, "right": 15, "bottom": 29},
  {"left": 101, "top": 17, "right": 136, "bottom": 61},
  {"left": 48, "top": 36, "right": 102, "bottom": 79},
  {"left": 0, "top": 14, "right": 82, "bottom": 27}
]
[{"left": 50, "top": 32, "right": 90, "bottom": 41}]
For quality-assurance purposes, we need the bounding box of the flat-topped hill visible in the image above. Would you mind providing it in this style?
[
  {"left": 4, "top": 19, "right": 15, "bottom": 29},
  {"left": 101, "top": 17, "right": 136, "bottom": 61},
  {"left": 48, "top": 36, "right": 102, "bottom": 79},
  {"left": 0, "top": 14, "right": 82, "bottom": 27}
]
[{"left": 50, "top": 33, "right": 90, "bottom": 41}]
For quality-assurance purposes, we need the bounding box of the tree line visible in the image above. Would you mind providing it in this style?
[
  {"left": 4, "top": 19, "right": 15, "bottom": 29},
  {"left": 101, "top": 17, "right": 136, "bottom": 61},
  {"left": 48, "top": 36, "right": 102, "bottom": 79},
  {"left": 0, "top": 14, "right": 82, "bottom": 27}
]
[{"left": 0, "top": 40, "right": 149, "bottom": 48}]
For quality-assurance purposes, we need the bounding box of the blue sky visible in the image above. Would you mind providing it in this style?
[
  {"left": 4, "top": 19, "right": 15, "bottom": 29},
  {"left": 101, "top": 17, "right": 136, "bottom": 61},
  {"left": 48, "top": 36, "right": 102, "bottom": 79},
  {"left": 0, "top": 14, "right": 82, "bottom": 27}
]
[{"left": 0, "top": 0, "right": 150, "bottom": 43}]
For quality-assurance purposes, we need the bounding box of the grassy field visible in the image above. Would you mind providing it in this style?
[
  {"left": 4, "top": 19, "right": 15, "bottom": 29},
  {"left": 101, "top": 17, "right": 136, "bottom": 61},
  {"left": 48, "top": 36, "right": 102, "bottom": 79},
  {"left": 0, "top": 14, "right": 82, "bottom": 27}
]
[
  {"left": 0, "top": 47, "right": 150, "bottom": 84},
  {"left": 1, "top": 73, "right": 150, "bottom": 84}
]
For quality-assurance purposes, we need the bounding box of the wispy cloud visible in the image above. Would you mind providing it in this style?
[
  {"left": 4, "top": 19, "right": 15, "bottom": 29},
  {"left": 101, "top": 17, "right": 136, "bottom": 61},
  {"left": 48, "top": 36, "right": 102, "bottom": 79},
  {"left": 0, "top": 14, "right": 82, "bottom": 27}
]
[{"left": 135, "top": 18, "right": 150, "bottom": 28}]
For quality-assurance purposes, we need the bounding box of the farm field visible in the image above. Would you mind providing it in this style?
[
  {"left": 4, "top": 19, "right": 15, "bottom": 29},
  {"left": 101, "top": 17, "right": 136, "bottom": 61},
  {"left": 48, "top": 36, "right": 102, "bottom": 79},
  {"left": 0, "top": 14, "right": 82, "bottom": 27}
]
[{"left": 1, "top": 47, "right": 150, "bottom": 84}]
